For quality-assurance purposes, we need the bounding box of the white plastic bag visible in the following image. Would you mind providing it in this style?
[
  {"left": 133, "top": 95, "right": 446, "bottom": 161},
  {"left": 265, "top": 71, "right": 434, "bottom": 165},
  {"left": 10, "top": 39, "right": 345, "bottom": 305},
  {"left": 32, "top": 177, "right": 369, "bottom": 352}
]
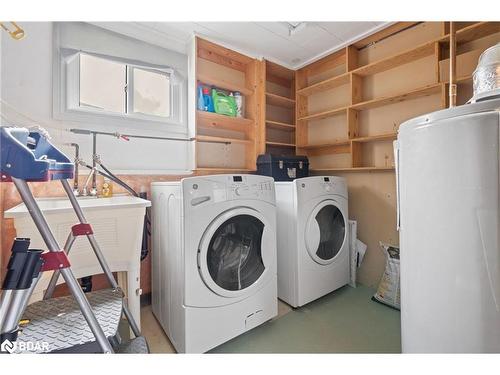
[
  {"left": 348, "top": 220, "right": 367, "bottom": 288},
  {"left": 372, "top": 242, "right": 400, "bottom": 310}
]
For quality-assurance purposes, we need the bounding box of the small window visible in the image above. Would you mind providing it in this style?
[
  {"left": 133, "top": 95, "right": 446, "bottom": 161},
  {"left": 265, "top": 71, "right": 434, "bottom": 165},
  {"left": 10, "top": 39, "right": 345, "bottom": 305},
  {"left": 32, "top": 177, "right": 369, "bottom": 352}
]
[
  {"left": 131, "top": 67, "right": 170, "bottom": 117},
  {"left": 79, "top": 54, "right": 126, "bottom": 113},
  {"left": 76, "top": 53, "right": 172, "bottom": 120}
]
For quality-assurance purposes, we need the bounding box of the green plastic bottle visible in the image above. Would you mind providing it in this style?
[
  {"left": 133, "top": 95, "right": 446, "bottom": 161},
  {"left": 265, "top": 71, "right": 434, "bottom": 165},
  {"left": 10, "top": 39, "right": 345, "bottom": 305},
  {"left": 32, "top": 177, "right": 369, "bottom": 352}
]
[{"left": 212, "top": 88, "right": 237, "bottom": 117}]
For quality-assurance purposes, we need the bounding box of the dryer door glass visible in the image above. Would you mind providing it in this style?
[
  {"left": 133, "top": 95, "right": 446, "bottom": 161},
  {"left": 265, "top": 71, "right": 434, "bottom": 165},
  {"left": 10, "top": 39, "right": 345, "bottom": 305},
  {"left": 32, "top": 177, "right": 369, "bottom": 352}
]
[
  {"left": 315, "top": 204, "right": 345, "bottom": 261},
  {"left": 206, "top": 214, "right": 265, "bottom": 291}
]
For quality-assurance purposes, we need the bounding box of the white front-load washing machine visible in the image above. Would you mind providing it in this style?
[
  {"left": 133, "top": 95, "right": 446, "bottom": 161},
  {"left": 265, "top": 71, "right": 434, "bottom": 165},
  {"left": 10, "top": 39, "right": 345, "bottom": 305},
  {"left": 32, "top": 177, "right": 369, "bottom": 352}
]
[
  {"left": 275, "top": 176, "right": 349, "bottom": 307},
  {"left": 151, "top": 174, "right": 277, "bottom": 353}
]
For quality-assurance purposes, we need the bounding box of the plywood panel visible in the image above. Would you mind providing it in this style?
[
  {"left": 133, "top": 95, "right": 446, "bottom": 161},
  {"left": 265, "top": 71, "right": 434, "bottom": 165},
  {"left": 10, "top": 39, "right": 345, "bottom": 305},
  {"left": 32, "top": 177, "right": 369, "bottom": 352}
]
[
  {"left": 307, "top": 84, "right": 350, "bottom": 114},
  {"left": 439, "top": 48, "right": 483, "bottom": 81},
  {"left": 358, "top": 93, "right": 442, "bottom": 136},
  {"left": 196, "top": 142, "right": 247, "bottom": 169},
  {"left": 266, "top": 127, "right": 295, "bottom": 144},
  {"left": 307, "top": 65, "right": 346, "bottom": 87},
  {"left": 309, "top": 153, "right": 352, "bottom": 169},
  {"left": 358, "top": 141, "right": 395, "bottom": 168},
  {"left": 266, "top": 80, "right": 292, "bottom": 98},
  {"left": 361, "top": 55, "right": 436, "bottom": 101},
  {"left": 307, "top": 112, "right": 348, "bottom": 145},
  {"left": 357, "top": 22, "right": 443, "bottom": 66},
  {"left": 197, "top": 58, "right": 246, "bottom": 87},
  {"left": 266, "top": 104, "right": 294, "bottom": 124},
  {"left": 331, "top": 172, "right": 398, "bottom": 287}
]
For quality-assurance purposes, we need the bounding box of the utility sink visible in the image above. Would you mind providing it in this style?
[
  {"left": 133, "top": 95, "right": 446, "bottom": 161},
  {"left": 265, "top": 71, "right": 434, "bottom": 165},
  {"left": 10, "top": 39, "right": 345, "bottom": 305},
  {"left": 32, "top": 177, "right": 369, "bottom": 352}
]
[
  {"left": 5, "top": 195, "right": 151, "bottom": 217},
  {"left": 4, "top": 194, "right": 151, "bottom": 328}
]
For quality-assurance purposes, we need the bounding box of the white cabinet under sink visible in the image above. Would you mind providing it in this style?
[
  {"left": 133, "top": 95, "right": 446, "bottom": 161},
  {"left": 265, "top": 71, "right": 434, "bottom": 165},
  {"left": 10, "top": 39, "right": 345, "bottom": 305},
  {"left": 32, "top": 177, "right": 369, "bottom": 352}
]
[{"left": 4, "top": 195, "right": 151, "bottom": 328}]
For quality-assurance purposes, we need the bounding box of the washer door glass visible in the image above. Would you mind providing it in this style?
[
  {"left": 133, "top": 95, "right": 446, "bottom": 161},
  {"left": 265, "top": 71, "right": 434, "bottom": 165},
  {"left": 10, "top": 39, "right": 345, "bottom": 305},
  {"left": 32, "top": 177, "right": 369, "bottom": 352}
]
[
  {"left": 315, "top": 204, "right": 345, "bottom": 260},
  {"left": 207, "top": 214, "right": 265, "bottom": 291}
]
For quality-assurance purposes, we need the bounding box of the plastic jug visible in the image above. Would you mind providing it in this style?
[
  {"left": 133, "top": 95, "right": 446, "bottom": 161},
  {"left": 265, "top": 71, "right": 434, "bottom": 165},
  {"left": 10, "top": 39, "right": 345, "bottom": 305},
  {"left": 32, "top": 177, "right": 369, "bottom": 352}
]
[
  {"left": 212, "top": 89, "right": 237, "bottom": 117},
  {"left": 202, "top": 87, "right": 215, "bottom": 112}
]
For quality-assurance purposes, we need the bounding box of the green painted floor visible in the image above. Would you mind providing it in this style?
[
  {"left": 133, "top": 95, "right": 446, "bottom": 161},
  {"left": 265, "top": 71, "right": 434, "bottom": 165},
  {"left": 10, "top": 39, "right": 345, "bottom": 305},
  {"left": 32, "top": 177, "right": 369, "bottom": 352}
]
[{"left": 209, "top": 285, "right": 401, "bottom": 353}]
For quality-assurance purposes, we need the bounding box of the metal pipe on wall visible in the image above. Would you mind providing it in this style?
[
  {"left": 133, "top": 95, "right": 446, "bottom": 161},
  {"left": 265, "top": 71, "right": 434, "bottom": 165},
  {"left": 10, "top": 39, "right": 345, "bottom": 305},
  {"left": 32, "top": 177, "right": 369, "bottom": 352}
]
[{"left": 449, "top": 22, "right": 457, "bottom": 107}]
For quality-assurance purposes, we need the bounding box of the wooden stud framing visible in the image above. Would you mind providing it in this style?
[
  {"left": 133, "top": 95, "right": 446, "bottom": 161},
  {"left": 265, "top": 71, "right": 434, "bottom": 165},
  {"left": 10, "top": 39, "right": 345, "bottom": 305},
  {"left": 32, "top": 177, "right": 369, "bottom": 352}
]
[
  {"left": 350, "top": 73, "right": 363, "bottom": 105},
  {"left": 346, "top": 45, "right": 358, "bottom": 71},
  {"left": 295, "top": 69, "right": 309, "bottom": 155},
  {"left": 245, "top": 59, "right": 258, "bottom": 169},
  {"left": 255, "top": 59, "right": 267, "bottom": 155},
  {"left": 347, "top": 108, "right": 359, "bottom": 139},
  {"left": 350, "top": 141, "right": 363, "bottom": 168}
]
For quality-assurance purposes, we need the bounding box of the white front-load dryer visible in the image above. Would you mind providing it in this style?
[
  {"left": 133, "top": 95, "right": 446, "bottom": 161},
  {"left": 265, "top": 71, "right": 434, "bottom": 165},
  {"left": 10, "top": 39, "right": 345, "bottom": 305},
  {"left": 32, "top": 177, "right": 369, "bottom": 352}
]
[
  {"left": 275, "top": 176, "right": 349, "bottom": 307},
  {"left": 151, "top": 174, "right": 277, "bottom": 353}
]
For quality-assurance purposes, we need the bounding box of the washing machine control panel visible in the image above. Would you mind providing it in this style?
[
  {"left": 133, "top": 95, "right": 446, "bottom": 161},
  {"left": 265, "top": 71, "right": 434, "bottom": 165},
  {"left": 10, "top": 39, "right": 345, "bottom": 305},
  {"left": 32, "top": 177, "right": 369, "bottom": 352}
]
[
  {"left": 229, "top": 177, "right": 274, "bottom": 203},
  {"left": 183, "top": 175, "right": 275, "bottom": 207}
]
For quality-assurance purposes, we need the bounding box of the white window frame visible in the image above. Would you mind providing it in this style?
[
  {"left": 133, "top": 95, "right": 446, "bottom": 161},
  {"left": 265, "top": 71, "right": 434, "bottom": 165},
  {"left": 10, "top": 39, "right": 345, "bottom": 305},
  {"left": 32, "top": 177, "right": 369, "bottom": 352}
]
[{"left": 54, "top": 48, "right": 187, "bottom": 135}]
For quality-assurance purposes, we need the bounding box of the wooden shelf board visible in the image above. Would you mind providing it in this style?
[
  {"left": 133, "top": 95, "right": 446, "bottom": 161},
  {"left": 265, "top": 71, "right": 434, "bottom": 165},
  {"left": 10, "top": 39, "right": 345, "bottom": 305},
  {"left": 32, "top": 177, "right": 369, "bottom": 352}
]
[
  {"left": 352, "top": 38, "right": 439, "bottom": 77},
  {"left": 266, "top": 120, "right": 296, "bottom": 131},
  {"left": 311, "top": 166, "right": 395, "bottom": 172},
  {"left": 196, "top": 135, "right": 251, "bottom": 145},
  {"left": 266, "top": 92, "right": 295, "bottom": 108},
  {"left": 197, "top": 74, "right": 253, "bottom": 96},
  {"left": 297, "top": 73, "right": 350, "bottom": 96},
  {"left": 298, "top": 106, "right": 348, "bottom": 122},
  {"left": 197, "top": 111, "right": 253, "bottom": 132},
  {"left": 351, "top": 133, "right": 397, "bottom": 143},
  {"left": 347, "top": 23, "right": 498, "bottom": 78},
  {"left": 453, "top": 22, "right": 500, "bottom": 44},
  {"left": 351, "top": 84, "right": 442, "bottom": 111},
  {"left": 300, "top": 140, "right": 350, "bottom": 149},
  {"left": 195, "top": 167, "right": 255, "bottom": 173},
  {"left": 441, "top": 75, "right": 472, "bottom": 84},
  {"left": 266, "top": 141, "right": 296, "bottom": 148}
]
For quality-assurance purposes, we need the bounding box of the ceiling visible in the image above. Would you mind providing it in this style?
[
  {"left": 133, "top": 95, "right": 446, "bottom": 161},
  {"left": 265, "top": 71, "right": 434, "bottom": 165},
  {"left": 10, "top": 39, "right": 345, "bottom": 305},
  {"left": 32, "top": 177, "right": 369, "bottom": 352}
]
[{"left": 94, "top": 22, "right": 391, "bottom": 69}]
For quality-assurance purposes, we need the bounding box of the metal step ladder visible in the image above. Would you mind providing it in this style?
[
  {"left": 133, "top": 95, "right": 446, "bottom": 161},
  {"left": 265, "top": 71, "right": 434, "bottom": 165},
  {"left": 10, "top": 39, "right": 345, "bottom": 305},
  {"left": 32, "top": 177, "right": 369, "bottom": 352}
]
[{"left": 0, "top": 126, "right": 149, "bottom": 354}]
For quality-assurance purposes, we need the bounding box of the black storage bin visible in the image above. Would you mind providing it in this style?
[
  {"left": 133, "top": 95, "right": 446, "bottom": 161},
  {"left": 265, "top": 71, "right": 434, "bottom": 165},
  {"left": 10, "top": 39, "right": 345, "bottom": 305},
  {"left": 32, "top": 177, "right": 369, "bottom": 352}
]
[{"left": 256, "top": 154, "right": 309, "bottom": 181}]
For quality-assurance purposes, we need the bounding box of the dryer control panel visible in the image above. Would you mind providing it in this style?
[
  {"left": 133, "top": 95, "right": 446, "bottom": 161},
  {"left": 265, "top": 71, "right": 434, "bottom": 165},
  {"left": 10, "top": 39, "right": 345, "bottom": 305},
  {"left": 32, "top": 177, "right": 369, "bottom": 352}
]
[{"left": 295, "top": 176, "right": 347, "bottom": 199}]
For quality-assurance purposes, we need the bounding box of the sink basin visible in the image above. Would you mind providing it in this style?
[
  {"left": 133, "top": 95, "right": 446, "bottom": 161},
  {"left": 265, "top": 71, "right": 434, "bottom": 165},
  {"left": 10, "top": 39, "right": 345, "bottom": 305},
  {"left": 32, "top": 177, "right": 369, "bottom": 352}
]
[
  {"left": 5, "top": 195, "right": 151, "bottom": 218},
  {"left": 4, "top": 194, "right": 151, "bottom": 329}
]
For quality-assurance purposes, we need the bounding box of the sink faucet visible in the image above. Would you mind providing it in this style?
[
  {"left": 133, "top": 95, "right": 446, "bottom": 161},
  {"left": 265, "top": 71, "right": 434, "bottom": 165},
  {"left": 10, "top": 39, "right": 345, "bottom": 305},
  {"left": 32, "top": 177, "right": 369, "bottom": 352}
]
[
  {"left": 67, "top": 141, "right": 99, "bottom": 197},
  {"left": 82, "top": 166, "right": 98, "bottom": 197},
  {"left": 67, "top": 143, "right": 81, "bottom": 196}
]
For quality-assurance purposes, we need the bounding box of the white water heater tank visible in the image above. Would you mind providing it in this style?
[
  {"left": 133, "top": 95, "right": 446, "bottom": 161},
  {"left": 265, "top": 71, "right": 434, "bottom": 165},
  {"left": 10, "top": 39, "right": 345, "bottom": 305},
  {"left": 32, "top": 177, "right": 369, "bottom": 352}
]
[{"left": 395, "top": 98, "right": 500, "bottom": 353}]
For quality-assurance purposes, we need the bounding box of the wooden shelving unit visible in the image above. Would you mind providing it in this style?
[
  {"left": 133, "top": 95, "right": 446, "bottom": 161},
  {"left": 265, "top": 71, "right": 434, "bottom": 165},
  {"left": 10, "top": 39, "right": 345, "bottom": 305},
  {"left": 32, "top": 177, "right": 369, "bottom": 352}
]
[
  {"left": 295, "top": 21, "right": 500, "bottom": 172},
  {"left": 192, "top": 22, "right": 499, "bottom": 174},
  {"left": 261, "top": 59, "right": 297, "bottom": 156},
  {"left": 195, "top": 37, "right": 259, "bottom": 172}
]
